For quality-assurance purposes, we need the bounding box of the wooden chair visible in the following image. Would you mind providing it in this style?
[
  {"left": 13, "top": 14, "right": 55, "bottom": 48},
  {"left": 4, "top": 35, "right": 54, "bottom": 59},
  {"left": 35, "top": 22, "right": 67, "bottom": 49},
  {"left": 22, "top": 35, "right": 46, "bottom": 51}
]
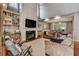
[{"left": 4, "top": 38, "right": 33, "bottom": 56}]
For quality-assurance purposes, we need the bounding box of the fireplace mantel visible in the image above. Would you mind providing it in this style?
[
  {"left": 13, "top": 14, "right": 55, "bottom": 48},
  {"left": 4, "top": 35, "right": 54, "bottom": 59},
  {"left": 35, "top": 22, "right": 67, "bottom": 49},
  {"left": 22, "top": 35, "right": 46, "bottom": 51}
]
[{"left": 24, "top": 28, "right": 37, "bottom": 31}]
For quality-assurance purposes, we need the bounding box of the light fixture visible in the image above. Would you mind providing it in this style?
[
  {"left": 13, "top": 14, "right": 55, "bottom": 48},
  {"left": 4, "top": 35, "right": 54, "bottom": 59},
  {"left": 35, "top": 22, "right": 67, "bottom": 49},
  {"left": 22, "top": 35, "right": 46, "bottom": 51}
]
[
  {"left": 44, "top": 18, "right": 49, "bottom": 21},
  {"left": 54, "top": 15, "right": 61, "bottom": 19},
  {"left": 2, "top": 3, "right": 7, "bottom": 10},
  {"left": 2, "top": 4, "right": 6, "bottom": 7}
]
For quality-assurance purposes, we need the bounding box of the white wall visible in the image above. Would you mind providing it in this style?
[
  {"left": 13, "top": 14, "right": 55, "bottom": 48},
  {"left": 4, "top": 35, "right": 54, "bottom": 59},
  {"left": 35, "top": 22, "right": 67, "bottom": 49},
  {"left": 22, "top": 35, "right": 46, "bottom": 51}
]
[
  {"left": 20, "top": 3, "right": 37, "bottom": 41},
  {"left": 40, "top": 5, "right": 48, "bottom": 19},
  {"left": 73, "top": 13, "right": 79, "bottom": 41}
]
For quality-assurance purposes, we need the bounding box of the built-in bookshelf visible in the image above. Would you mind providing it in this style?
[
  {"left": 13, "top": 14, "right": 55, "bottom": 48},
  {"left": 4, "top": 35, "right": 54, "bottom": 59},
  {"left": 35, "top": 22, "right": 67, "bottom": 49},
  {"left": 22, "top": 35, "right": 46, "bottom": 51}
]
[
  {"left": 3, "top": 9, "right": 20, "bottom": 35},
  {"left": 0, "top": 3, "right": 20, "bottom": 56}
]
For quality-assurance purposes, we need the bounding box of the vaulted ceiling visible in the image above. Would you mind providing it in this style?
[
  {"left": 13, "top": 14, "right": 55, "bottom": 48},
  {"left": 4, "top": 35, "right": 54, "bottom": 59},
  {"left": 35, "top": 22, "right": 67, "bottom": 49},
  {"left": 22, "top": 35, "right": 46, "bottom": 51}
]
[{"left": 40, "top": 3, "right": 79, "bottom": 19}]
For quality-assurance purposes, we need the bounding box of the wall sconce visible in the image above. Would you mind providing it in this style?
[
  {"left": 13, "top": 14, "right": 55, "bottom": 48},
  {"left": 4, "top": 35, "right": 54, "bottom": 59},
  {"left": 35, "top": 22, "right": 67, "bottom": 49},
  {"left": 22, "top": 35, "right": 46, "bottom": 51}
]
[{"left": 0, "top": 3, "right": 7, "bottom": 10}]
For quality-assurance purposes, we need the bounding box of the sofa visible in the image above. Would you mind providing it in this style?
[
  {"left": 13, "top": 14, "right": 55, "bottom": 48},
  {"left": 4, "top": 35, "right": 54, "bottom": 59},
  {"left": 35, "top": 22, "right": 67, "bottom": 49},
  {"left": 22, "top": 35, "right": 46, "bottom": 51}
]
[{"left": 45, "top": 34, "right": 73, "bottom": 56}]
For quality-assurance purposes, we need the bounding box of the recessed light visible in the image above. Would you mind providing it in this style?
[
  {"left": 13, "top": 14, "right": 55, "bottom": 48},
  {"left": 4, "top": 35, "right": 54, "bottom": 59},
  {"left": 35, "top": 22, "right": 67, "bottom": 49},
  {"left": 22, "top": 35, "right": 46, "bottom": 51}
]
[{"left": 54, "top": 15, "right": 61, "bottom": 19}]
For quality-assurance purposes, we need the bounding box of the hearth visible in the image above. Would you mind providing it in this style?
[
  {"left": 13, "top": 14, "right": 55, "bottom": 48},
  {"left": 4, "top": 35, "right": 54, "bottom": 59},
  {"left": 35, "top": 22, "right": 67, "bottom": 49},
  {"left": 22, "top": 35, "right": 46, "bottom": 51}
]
[{"left": 26, "top": 31, "right": 36, "bottom": 42}]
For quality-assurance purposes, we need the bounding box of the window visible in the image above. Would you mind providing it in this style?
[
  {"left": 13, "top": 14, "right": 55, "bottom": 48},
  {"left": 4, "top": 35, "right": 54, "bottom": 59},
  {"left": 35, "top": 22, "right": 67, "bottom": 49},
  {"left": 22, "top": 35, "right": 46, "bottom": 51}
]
[
  {"left": 8, "top": 3, "right": 22, "bottom": 12},
  {"left": 51, "top": 22, "right": 66, "bottom": 32}
]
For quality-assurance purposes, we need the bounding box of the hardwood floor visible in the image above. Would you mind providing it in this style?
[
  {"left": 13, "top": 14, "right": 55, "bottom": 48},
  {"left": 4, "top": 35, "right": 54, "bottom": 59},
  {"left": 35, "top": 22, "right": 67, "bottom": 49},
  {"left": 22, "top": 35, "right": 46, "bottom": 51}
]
[{"left": 74, "top": 41, "right": 79, "bottom": 56}]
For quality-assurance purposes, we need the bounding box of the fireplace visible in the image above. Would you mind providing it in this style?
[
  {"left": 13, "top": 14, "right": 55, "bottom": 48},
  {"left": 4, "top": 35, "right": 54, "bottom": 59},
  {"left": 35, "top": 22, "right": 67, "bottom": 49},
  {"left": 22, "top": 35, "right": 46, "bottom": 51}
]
[{"left": 26, "top": 31, "right": 36, "bottom": 42}]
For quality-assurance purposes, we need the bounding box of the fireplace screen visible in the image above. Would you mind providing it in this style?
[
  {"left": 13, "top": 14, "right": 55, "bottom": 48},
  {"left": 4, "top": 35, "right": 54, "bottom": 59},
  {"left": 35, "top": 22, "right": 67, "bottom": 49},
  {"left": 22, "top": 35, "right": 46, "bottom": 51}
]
[{"left": 26, "top": 31, "right": 36, "bottom": 42}]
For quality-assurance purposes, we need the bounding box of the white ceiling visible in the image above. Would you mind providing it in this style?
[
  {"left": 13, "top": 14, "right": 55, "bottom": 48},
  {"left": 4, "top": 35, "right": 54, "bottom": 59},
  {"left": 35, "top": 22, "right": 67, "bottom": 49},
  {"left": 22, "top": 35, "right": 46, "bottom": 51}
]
[{"left": 40, "top": 3, "right": 79, "bottom": 19}]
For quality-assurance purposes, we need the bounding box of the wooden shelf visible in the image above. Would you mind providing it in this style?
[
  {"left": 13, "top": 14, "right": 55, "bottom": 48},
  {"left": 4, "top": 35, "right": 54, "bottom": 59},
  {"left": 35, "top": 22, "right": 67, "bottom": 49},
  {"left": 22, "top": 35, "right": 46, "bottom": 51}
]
[
  {"left": 3, "top": 9, "right": 19, "bottom": 15},
  {"left": 3, "top": 23, "right": 19, "bottom": 27},
  {"left": 3, "top": 24, "right": 16, "bottom": 26}
]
